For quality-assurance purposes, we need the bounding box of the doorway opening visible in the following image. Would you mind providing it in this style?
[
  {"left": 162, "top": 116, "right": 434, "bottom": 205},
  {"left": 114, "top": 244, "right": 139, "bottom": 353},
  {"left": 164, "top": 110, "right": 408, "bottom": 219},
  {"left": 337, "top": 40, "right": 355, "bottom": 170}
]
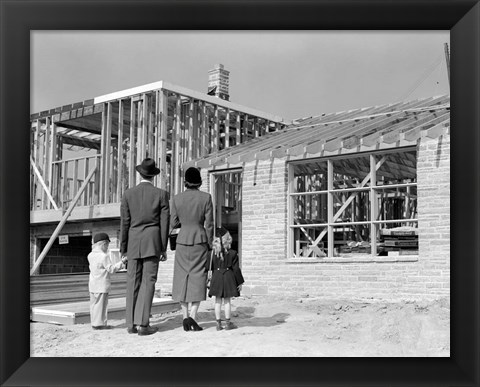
[{"left": 211, "top": 169, "right": 243, "bottom": 257}]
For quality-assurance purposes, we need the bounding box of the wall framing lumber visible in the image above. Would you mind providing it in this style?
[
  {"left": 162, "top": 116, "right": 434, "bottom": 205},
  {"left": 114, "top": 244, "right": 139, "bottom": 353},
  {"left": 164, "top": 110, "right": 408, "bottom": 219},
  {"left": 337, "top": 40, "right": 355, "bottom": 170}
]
[
  {"left": 116, "top": 99, "right": 124, "bottom": 202},
  {"left": 225, "top": 108, "right": 230, "bottom": 148},
  {"left": 159, "top": 89, "right": 168, "bottom": 190},
  {"left": 128, "top": 98, "right": 136, "bottom": 188},
  {"left": 30, "top": 166, "right": 97, "bottom": 276}
]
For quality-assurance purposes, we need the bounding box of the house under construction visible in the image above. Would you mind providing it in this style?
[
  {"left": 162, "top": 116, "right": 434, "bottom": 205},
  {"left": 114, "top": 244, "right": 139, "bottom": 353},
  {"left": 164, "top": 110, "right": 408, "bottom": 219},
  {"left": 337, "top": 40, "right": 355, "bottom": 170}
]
[
  {"left": 30, "top": 64, "right": 450, "bottom": 302},
  {"left": 29, "top": 65, "right": 286, "bottom": 275}
]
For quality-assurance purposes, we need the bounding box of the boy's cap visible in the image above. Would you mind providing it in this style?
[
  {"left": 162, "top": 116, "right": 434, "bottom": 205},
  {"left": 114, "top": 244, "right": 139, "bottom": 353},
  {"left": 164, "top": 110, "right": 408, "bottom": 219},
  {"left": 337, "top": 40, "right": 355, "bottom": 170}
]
[{"left": 93, "top": 233, "right": 110, "bottom": 244}]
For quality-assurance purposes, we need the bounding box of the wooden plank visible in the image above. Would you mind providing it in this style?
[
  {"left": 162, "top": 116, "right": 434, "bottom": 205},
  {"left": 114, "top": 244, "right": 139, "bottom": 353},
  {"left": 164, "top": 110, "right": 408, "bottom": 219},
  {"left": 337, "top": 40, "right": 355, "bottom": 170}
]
[
  {"left": 129, "top": 99, "right": 136, "bottom": 188},
  {"left": 154, "top": 90, "right": 160, "bottom": 187},
  {"left": 169, "top": 94, "right": 177, "bottom": 193},
  {"left": 72, "top": 160, "right": 79, "bottom": 202},
  {"left": 159, "top": 90, "right": 168, "bottom": 190},
  {"left": 213, "top": 105, "right": 219, "bottom": 152},
  {"left": 99, "top": 105, "right": 106, "bottom": 204},
  {"left": 370, "top": 154, "right": 378, "bottom": 257},
  {"left": 201, "top": 101, "right": 208, "bottom": 157},
  {"left": 140, "top": 94, "right": 147, "bottom": 163},
  {"left": 31, "top": 297, "right": 180, "bottom": 325},
  {"left": 30, "top": 156, "right": 59, "bottom": 210},
  {"left": 254, "top": 116, "right": 259, "bottom": 138},
  {"left": 30, "top": 166, "right": 98, "bottom": 276},
  {"left": 104, "top": 102, "right": 113, "bottom": 203},
  {"left": 425, "top": 122, "right": 449, "bottom": 138},
  {"left": 43, "top": 117, "right": 51, "bottom": 209},
  {"left": 174, "top": 95, "right": 182, "bottom": 195},
  {"left": 225, "top": 108, "right": 230, "bottom": 148},
  {"left": 236, "top": 112, "right": 241, "bottom": 146},
  {"left": 243, "top": 114, "right": 249, "bottom": 142},
  {"left": 83, "top": 157, "right": 90, "bottom": 205},
  {"left": 116, "top": 99, "right": 124, "bottom": 201},
  {"left": 148, "top": 94, "right": 155, "bottom": 158},
  {"left": 188, "top": 99, "right": 194, "bottom": 160}
]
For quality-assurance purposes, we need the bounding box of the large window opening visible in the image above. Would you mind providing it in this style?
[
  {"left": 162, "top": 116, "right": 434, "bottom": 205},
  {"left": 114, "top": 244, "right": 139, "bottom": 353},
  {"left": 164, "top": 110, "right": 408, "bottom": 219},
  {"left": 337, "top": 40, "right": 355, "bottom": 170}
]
[{"left": 288, "top": 148, "right": 418, "bottom": 259}]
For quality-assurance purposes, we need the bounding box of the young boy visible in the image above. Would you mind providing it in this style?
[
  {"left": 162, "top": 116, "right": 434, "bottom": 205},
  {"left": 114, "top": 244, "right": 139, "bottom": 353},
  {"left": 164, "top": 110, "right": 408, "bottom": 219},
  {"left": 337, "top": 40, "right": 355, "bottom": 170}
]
[{"left": 87, "top": 232, "right": 126, "bottom": 330}]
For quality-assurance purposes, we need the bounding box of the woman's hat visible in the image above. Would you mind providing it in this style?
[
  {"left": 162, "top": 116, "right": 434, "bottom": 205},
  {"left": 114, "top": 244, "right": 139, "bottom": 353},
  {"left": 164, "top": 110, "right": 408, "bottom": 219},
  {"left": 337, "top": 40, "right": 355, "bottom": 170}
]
[
  {"left": 93, "top": 232, "right": 110, "bottom": 244},
  {"left": 135, "top": 158, "right": 160, "bottom": 177},
  {"left": 185, "top": 167, "right": 202, "bottom": 185},
  {"left": 215, "top": 227, "right": 228, "bottom": 238}
]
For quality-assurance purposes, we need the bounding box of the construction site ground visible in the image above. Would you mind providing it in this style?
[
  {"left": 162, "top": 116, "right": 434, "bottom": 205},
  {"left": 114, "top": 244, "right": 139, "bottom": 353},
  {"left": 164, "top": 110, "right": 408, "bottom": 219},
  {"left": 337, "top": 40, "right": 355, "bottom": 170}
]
[{"left": 30, "top": 294, "right": 450, "bottom": 357}]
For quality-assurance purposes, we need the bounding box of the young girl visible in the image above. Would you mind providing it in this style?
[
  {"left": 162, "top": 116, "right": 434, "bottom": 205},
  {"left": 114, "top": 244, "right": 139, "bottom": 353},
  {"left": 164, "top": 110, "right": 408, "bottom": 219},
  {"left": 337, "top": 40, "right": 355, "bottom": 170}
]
[{"left": 208, "top": 227, "right": 245, "bottom": 331}]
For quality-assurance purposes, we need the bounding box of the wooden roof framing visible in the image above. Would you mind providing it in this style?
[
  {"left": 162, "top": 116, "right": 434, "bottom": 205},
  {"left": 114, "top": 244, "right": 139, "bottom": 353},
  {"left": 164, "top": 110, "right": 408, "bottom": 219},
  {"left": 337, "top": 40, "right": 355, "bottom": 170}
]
[{"left": 185, "top": 95, "right": 450, "bottom": 169}]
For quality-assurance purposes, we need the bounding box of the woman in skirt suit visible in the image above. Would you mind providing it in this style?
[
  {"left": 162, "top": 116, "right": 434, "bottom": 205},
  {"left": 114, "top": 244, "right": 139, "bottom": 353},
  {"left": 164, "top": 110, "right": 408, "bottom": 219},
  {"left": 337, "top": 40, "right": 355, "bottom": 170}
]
[{"left": 170, "top": 167, "right": 214, "bottom": 331}]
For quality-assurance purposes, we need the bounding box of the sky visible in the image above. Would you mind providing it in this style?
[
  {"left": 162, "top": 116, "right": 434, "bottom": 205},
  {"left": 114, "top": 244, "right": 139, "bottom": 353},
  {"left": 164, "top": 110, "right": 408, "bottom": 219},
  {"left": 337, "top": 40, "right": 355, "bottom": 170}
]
[{"left": 31, "top": 31, "right": 450, "bottom": 122}]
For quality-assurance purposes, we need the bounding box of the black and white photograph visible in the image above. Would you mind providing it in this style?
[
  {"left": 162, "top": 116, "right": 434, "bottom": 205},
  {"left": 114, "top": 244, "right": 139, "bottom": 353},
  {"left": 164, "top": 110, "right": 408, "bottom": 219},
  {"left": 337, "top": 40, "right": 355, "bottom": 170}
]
[
  {"left": 1, "top": 1, "right": 480, "bottom": 386},
  {"left": 28, "top": 30, "right": 452, "bottom": 357}
]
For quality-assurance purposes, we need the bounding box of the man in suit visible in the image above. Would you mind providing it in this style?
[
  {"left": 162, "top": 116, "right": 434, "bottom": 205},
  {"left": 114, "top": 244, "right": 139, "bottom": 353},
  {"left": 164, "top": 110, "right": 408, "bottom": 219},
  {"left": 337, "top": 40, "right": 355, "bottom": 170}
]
[{"left": 120, "top": 158, "right": 170, "bottom": 336}]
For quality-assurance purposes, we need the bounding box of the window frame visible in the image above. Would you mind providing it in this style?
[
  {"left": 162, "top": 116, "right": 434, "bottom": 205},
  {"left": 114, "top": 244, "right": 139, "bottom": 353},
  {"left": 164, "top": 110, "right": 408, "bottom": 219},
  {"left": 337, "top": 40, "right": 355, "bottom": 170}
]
[{"left": 287, "top": 147, "right": 418, "bottom": 260}]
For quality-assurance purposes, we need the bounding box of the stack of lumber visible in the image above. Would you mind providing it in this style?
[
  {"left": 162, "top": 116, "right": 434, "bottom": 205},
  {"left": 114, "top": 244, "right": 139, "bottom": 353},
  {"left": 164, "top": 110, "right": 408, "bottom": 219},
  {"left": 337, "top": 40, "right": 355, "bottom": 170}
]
[{"left": 30, "top": 271, "right": 127, "bottom": 307}]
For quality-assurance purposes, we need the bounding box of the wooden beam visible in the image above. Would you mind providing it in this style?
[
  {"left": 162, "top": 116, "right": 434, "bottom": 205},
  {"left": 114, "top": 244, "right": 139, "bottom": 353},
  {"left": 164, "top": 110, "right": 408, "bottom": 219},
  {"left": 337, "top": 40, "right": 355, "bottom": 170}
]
[
  {"left": 201, "top": 101, "right": 208, "bottom": 157},
  {"left": 116, "top": 99, "right": 124, "bottom": 201},
  {"left": 236, "top": 112, "right": 241, "bottom": 146},
  {"left": 225, "top": 108, "right": 230, "bottom": 149},
  {"left": 105, "top": 103, "right": 113, "bottom": 203},
  {"left": 188, "top": 99, "right": 194, "bottom": 160},
  {"left": 129, "top": 99, "right": 136, "bottom": 188},
  {"left": 30, "top": 156, "right": 59, "bottom": 210},
  {"left": 61, "top": 160, "right": 68, "bottom": 209},
  {"left": 30, "top": 166, "right": 97, "bottom": 276},
  {"left": 213, "top": 105, "right": 219, "bottom": 152},
  {"left": 57, "top": 133, "right": 101, "bottom": 150},
  {"left": 159, "top": 90, "right": 168, "bottom": 190},
  {"left": 174, "top": 95, "right": 182, "bottom": 195},
  {"left": 42, "top": 117, "right": 51, "bottom": 209}
]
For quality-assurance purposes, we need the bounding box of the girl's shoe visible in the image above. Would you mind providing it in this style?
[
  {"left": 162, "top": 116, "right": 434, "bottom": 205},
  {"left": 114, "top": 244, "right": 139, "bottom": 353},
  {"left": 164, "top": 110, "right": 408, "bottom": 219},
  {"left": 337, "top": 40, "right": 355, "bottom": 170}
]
[
  {"left": 188, "top": 317, "right": 203, "bottom": 331},
  {"left": 182, "top": 318, "right": 191, "bottom": 332},
  {"left": 225, "top": 320, "right": 237, "bottom": 330},
  {"left": 216, "top": 320, "right": 223, "bottom": 331}
]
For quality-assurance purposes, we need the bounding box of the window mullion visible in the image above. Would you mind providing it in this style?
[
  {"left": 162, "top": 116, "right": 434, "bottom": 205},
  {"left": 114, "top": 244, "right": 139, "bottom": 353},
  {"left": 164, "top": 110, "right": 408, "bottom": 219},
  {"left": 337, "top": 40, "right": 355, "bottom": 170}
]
[
  {"left": 370, "top": 154, "right": 377, "bottom": 257},
  {"left": 327, "top": 159, "right": 334, "bottom": 258}
]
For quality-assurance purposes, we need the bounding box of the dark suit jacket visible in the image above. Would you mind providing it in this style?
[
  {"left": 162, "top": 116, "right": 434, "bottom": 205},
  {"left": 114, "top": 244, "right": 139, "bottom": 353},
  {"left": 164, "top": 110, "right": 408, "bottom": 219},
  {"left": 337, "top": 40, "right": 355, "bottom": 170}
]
[
  {"left": 170, "top": 188, "right": 214, "bottom": 247},
  {"left": 120, "top": 182, "right": 170, "bottom": 259}
]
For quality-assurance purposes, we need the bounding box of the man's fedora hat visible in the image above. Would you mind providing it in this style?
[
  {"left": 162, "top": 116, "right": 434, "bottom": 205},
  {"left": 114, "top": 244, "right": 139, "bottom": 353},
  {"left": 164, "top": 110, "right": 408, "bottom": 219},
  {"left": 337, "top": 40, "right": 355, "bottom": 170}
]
[
  {"left": 185, "top": 167, "right": 202, "bottom": 185},
  {"left": 136, "top": 158, "right": 160, "bottom": 177}
]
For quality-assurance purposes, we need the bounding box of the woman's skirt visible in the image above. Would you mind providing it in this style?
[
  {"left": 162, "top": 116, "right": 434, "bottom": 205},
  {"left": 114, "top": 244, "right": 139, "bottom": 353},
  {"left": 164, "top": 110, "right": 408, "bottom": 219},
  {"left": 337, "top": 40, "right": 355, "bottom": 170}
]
[{"left": 172, "top": 243, "right": 208, "bottom": 302}]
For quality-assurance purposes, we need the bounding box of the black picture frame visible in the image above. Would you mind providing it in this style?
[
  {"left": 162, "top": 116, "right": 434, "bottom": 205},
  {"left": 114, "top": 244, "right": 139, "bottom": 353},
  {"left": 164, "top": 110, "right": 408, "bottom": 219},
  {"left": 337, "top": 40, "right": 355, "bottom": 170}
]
[{"left": 1, "top": 1, "right": 479, "bottom": 386}]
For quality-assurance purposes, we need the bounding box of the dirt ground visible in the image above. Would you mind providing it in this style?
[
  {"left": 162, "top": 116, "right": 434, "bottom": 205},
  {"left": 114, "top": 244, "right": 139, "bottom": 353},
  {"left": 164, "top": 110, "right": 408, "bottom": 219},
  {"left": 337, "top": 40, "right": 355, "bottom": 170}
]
[{"left": 30, "top": 294, "right": 450, "bottom": 357}]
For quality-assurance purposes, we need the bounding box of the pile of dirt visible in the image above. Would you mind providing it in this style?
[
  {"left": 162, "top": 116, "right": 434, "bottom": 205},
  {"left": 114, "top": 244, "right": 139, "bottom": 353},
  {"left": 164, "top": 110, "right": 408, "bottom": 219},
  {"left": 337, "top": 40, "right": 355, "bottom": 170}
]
[{"left": 30, "top": 294, "right": 450, "bottom": 357}]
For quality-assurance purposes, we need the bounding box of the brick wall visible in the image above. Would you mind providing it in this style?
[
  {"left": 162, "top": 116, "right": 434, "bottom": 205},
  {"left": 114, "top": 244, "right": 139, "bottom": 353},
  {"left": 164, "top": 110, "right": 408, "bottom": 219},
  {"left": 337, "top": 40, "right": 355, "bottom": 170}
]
[{"left": 230, "top": 135, "right": 449, "bottom": 301}]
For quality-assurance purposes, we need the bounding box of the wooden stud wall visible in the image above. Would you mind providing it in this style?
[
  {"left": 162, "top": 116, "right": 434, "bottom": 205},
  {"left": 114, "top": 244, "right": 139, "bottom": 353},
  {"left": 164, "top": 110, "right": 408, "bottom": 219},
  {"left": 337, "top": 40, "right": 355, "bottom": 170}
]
[{"left": 30, "top": 87, "right": 283, "bottom": 214}]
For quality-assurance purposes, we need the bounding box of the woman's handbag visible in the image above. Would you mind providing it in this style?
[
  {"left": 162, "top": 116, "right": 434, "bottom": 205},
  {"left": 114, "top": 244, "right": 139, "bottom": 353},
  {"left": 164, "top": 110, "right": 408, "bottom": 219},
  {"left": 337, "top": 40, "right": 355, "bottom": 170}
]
[
  {"left": 206, "top": 250, "right": 214, "bottom": 289},
  {"left": 169, "top": 228, "right": 180, "bottom": 251}
]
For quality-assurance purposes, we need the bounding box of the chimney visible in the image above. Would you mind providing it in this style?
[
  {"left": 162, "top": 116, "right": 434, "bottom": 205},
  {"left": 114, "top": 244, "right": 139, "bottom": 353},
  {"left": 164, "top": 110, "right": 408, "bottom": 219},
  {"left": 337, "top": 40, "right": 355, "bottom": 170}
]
[{"left": 207, "top": 64, "right": 230, "bottom": 101}]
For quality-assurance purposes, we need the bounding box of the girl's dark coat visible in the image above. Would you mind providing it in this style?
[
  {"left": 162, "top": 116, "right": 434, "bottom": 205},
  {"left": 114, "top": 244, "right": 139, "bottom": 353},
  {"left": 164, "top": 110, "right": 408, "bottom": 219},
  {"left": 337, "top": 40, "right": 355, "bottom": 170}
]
[{"left": 207, "top": 249, "right": 244, "bottom": 298}]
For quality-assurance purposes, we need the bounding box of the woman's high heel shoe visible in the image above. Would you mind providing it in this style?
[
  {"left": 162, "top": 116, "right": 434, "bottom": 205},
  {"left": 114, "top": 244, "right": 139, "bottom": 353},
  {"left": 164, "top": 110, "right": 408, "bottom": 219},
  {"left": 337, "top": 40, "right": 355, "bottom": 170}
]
[
  {"left": 182, "top": 318, "right": 191, "bottom": 332},
  {"left": 188, "top": 317, "right": 203, "bottom": 331}
]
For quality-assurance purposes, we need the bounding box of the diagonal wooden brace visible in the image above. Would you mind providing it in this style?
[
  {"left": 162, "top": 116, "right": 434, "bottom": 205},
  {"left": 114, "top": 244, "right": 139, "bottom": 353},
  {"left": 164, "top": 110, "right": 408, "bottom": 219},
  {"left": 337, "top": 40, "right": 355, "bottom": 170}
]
[
  {"left": 30, "top": 156, "right": 58, "bottom": 210},
  {"left": 30, "top": 166, "right": 97, "bottom": 276}
]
